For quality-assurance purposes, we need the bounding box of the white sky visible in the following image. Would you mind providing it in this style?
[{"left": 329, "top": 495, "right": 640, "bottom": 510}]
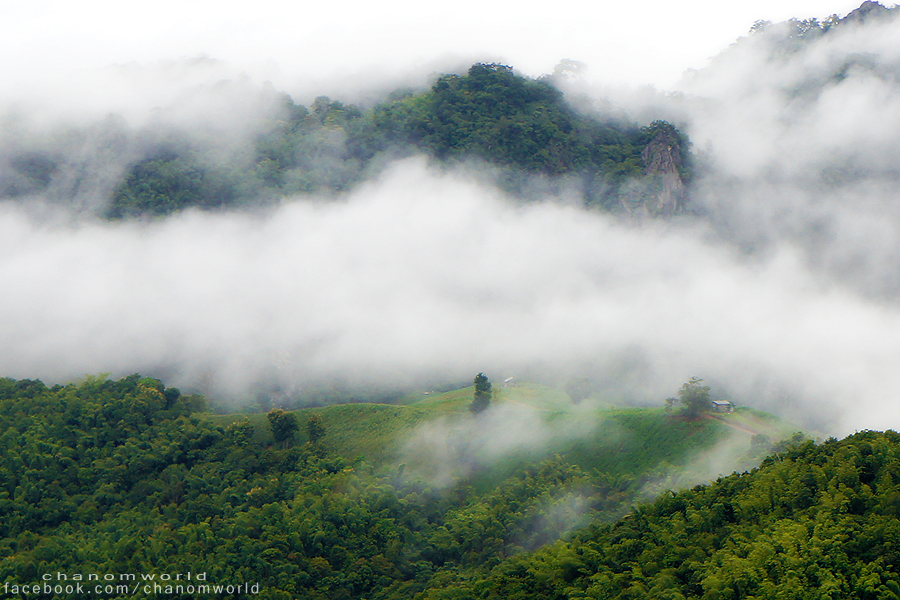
[{"left": 0, "top": 0, "right": 868, "bottom": 96}]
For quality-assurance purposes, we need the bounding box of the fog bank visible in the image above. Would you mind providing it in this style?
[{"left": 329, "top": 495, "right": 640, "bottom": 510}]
[{"left": 0, "top": 158, "right": 898, "bottom": 433}]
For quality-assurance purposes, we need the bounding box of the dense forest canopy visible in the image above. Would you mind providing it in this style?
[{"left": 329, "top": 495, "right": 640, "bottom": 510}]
[
  {"left": 460, "top": 430, "right": 900, "bottom": 599},
  {"left": 107, "top": 63, "right": 690, "bottom": 217},
  {"left": 0, "top": 375, "right": 779, "bottom": 597},
  {"left": 1, "top": 63, "right": 690, "bottom": 219},
  {"left": 0, "top": 374, "right": 897, "bottom": 599}
]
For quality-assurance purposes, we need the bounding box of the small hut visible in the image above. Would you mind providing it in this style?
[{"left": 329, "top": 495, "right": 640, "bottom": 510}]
[{"left": 711, "top": 400, "right": 734, "bottom": 414}]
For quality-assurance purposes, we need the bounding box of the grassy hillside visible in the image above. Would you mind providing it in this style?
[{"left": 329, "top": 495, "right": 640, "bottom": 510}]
[{"left": 200, "top": 381, "right": 802, "bottom": 491}]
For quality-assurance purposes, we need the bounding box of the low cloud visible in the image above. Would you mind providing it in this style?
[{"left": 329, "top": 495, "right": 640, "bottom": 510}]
[
  {"left": 401, "top": 398, "right": 603, "bottom": 486},
  {"left": 1, "top": 158, "right": 900, "bottom": 433}
]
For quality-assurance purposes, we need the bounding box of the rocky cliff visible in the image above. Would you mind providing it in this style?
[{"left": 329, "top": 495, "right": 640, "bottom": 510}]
[{"left": 641, "top": 124, "right": 686, "bottom": 216}]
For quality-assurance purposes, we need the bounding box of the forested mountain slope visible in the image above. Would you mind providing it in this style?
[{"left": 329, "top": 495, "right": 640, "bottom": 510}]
[
  {"left": 2, "top": 64, "right": 690, "bottom": 219},
  {"left": 457, "top": 431, "right": 900, "bottom": 599},
  {"left": 0, "top": 374, "right": 797, "bottom": 599}
]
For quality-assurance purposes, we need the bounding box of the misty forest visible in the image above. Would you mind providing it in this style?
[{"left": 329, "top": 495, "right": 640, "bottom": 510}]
[{"left": 5, "top": 2, "right": 900, "bottom": 599}]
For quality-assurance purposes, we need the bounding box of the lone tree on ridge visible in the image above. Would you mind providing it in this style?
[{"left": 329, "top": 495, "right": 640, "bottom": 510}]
[
  {"left": 470, "top": 373, "right": 492, "bottom": 414},
  {"left": 673, "top": 377, "right": 711, "bottom": 419}
]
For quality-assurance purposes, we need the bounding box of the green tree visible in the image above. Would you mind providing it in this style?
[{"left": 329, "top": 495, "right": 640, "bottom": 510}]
[
  {"left": 676, "top": 377, "right": 710, "bottom": 418},
  {"left": 267, "top": 408, "right": 299, "bottom": 448},
  {"left": 470, "top": 373, "right": 492, "bottom": 414},
  {"left": 307, "top": 415, "right": 326, "bottom": 445}
]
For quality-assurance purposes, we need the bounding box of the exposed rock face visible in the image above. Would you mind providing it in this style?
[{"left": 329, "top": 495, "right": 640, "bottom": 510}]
[{"left": 641, "top": 126, "right": 685, "bottom": 216}]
